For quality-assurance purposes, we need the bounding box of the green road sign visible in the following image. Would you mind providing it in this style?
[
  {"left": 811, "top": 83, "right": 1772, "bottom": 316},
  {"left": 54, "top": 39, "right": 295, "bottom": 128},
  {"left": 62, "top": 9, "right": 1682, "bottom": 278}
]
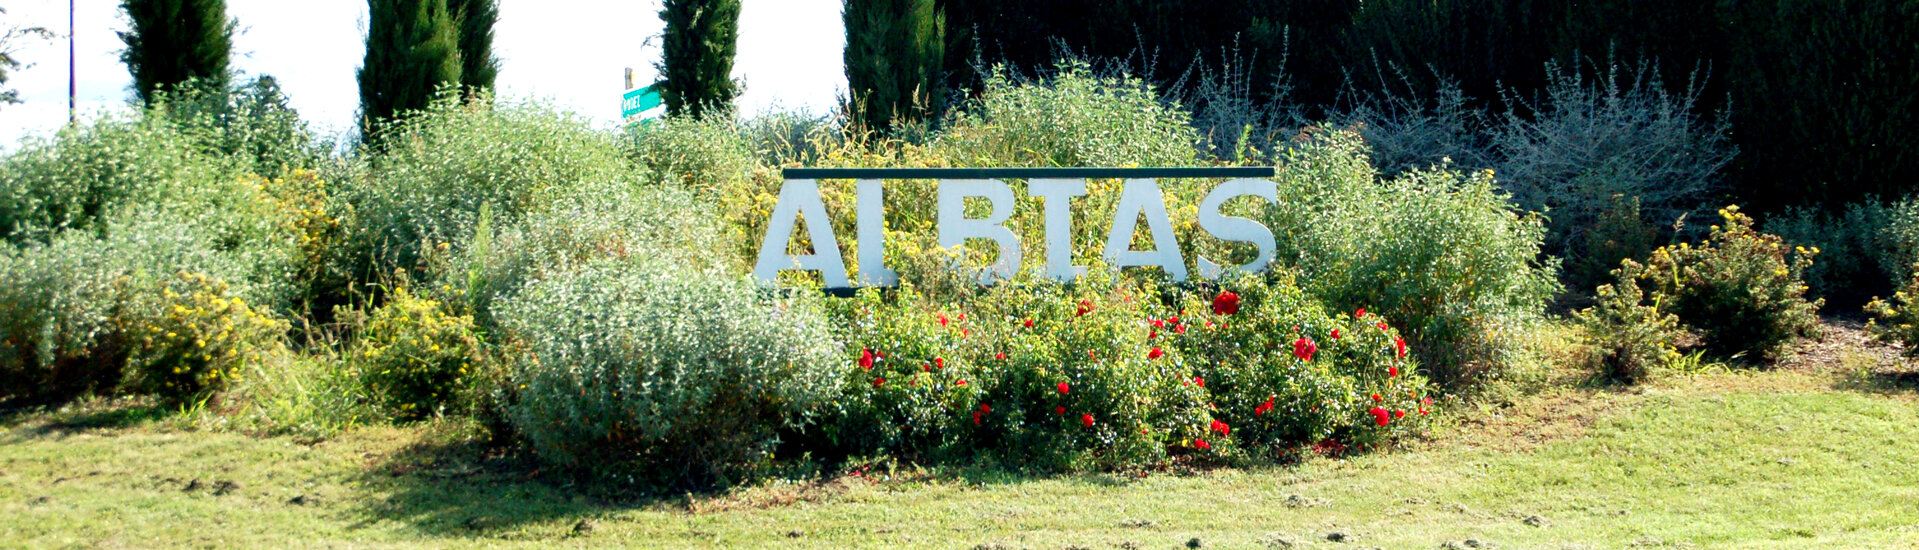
[{"left": 623, "top": 83, "right": 664, "bottom": 120}]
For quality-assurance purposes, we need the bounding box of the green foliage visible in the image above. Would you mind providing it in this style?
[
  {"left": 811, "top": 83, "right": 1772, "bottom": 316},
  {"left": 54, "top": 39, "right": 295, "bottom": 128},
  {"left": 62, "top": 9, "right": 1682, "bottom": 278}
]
[
  {"left": 0, "top": 236, "right": 129, "bottom": 404},
  {"left": 151, "top": 76, "right": 323, "bottom": 178},
  {"left": 1865, "top": 264, "right": 1919, "bottom": 357},
  {"left": 935, "top": 61, "right": 1199, "bottom": 169},
  {"left": 493, "top": 259, "right": 843, "bottom": 488},
  {"left": 0, "top": 115, "right": 216, "bottom": 246},
  {"left": 344, "top": 286, "right": 481, "bottom": 419},
  {"left": 338, "top": 93, "right": 635, "bottom": 287},
  {"left": 1263, "top": 130, "right": 1560, "bottom": 389},
  {"left": 1493, "top": 60, "right": 1732, "bottom": 292},
  {"left": 623, "top": 115, "right": 754, "bottom": 194},
  {"left": 1575, "top": 266, "right": 1682, "bottom": 383},
  {"left": 1628, "top": 206, "right": 1822, "bottom": 361},
  {"left": 1767, "top": 199, "right": 1919, "bottom": 305},
  {"left": 359, "top": 0, "right": 462, "bottom": 137},
  {"left": 119, "top": 0, "right": 234, "bottom": 104},
  {"left": 449, "top": 0, "right": 499, "bottom": 93},
  {"left": 843, "top": 0, "right": 944, "bottom": 131},
  {"left": 120, "top": 271, "right": 286, "bottom": 405},
  {"left": 658, "top": 0, "right": 740, "bottom": 119}
]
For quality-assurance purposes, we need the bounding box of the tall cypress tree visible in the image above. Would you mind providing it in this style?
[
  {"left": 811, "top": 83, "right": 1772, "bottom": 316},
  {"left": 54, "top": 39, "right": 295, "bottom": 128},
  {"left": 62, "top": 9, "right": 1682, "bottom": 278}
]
[
  {"left": 358, "top": 0, "right": 462, "bottom": 137},
  {"left": 119, "top": 0, "right": 234, "bottom": 104},
  {"left": 450, "top": 0, "right": 499, "bottom": 93},
  {"left": 844, "top": 0, "right": 944, "bottom": 131},
  {"left": 658, "top": 0, "right": 740, "bottom": 119}
]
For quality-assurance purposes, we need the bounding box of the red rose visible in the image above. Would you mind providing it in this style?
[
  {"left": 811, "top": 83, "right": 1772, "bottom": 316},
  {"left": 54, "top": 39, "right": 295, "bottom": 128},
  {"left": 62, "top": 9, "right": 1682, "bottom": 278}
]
[
  {"left": 1371, "top": 393, "right": 1382, "bottom": 402},
  {"left": 1369, "top": 407, "right": 1390, "bottom": 427},
  {"left": 1088, "top": 350, "right": 1098, "bottom": 360},
  {"left": 1055, "top": 405, "right": 1066, "bottom": 415},
  {"left": 1152, "top": 319, "right": 1166, "bottom": 329},
  {"left": 1394, "top": 336, "right": 1408, "bottom": 358},
  {"left": 1081, "top": 413, "right": 1095, "bottom": 428},
  {"left": 960, "top": 329, "right": 969, "bottom": 338},
  {"left": 1388, "top": 366, "right": 1399, "bottom": 378},
  {"left": 972, "top": 411, "right": 982, "bottom": 425},
  {"left": 980, "top": 403, "right": 991, "bottom": 413},
  {"left": 1057, "top": 382, "right": 1071, "bottom": 394},
  {"left": 1331, "top": 328, "right": 1341, "bottom": 339},
  {"left": 1422, "top": 397, "right": 1433, "bottom": 406},
  {"left": 1149, "top": 329, "right": 1158, "bottom": 339},
  {"left": 934, "top": 357, "right": 945, "bottom": 369},
  {"left": 1077, "top": 299, "right": 1094, "bottom": 317},
  {"left": 957, "top": 379, "right": 968, "bottom": 386},
  {"left": 938, "top": 314, "right": 949, "bottom": 327},
  {"left": 859, "top": 349, "right": 875, "bottom": 370},
  {"left": 995, "top": 352, "right": 1007, "bottom": 360},
  {"left": 1024, "top": 318, "right": 1035, "bottom": 328},
  {"left": 1212, "top": 291, "right": 1240, "bottom": 316},
  {"left": 1169, "top": 316, "right": 1180, "bottom": 325},
  {"left": 1147, "top": 347, "right": 1164, "bottom": 360},
  {"left": 1376, "top": 321, "right": 1388, "bottom": 330},
  {"left": 1255, "top": 398, "right": 1274, "bottom": 416},
  {"left": 1418, "top": 408, "right": 1428, "bottom": 415},
  {"left": 1393, "top": 409, "right": 1406, "bottom": 419},
  {"left": 873, "top": 377, "right": 885, "bottom": 387},
  {"left": 1195, "top": 438, "right": 1211, "bottom": 450},
  {"left": 1175, "top": 324, "right": 1187, "bottom": 335},
  {"left": 1194, "top": 376, "right": 1206, "bottom": 388},
  {"left": 1292, "top": 337, "right": 1318, "bottom": 361},
  {"left": 1355, "top": 307, "right": 1366, "bottom": 318},
  {"left": 1210, "top": 419, "right": 1231, "bottom": 435}
]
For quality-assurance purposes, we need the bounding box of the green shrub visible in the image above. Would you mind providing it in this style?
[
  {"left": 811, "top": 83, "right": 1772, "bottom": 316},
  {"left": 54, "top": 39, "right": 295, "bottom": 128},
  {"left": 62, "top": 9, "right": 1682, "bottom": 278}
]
[
  {"left": 493, "top": 259, "right": 842, "bottom": 487},
  {"left": 934, "top": 61, "right": 1200, "bottom": 169},
  {"left": 1575, "top": 266, "right": 1682, "bottom": 383},
  {"left": 344, "top": 286, "right": 482, "bottom": 419},
  {"left": 120, "top": 271, "right": 288, "bottom": 405},
  {"left": 1629, "top": 206, "right": 1822, "bottom": 361},
  {"left": 0, "top": 115, "right": 222, "bottom": 246},
  {"left": 1263, "top": 129, "right": 1560, "bottom": 389},
  {"left": 625, "top": 115, "right": 756, "bottom": 194},
  {"left": 340, "top": 92, "right": 636, "bottom": 283},
  {"left": 1865, "top": 264, "right": 1919, "bottom": 356},
  {"left": 1169, "top": 271, "right": 1434, "bottom": 452},
  {"left": 1492, "top": 60, "right": 1733, "bottom": 293},
  {"left": 152, "top": 77, "right": 323, "bottom": 178},
  {"left": 0, "top": 237, "right": 128, "bottom": 404},
  {"left": 1768, "top": 199, "right": 1919, "bottom": 305}
]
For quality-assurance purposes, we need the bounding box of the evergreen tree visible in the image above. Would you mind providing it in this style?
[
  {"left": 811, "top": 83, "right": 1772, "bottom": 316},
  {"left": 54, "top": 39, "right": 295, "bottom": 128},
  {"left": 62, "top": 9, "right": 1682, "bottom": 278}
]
[
  {"left": 844, "top": 0, "right": 944, "bottom": 131},
  {"left": 658, "top": 0, "right": 740, "bottom": 119},
  {"left": 358, "top": 0, "right": 462, "bottom": 137},
  {"left": 450, "top": 0, "right": 499, "bottom": 93},
  {"left": 119, "top": 0, "right": 234, "bottom": 104}
]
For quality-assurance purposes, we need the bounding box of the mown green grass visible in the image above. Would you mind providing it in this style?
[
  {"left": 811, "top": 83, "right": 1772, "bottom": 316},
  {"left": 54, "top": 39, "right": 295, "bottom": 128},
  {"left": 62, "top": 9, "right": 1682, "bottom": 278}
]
[{"left": 3, "top": 366, "right": 1916, "bottom": 548}]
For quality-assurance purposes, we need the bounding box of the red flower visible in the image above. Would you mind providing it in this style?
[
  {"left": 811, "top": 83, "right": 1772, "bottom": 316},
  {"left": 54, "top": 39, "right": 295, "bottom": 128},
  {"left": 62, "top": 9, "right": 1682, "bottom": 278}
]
[
  {"left": 1169, "top": 316, "right": 1181, "bottom": 325},
  {"left": 1055, "top": 405, "right": 1066, "bottom": 415},
  {"left": 960, "top": 329, "right": 969, "bottom": 338},
  {"left": 1147, "top": 347, "right": 1164, "bottom": 360},
  {"left": 1024, "top": 318, "right": 1035, "bottom": 328},
  {"left": 1175, "top": 324, "right": 1187, "bottom": 335},
  {"left": 1212, "top": 291, "right": 1241, "bottom": 316},
  {"left": 1355, "top": 307, "right": 1367, "bottom": 319},
  {"left": 873, "top": 377, "right": 885, "bottom": 387},
  {"left": 1388, "top": 366, "right": 1399, "bottom": 378},
  {"left": 1371, "top": 393, "right": 1382, "bottom": 402},
  {"left": 1376, "top": 321, "right": 1388, "bottom": 330},
  {"left": 1194, "top": 438, "right": 1211, "bottom": 450},
  {"left": 1331, "top": 328, "right": 1341, "bottom": 339},
  {"left": 934, "top": 357, "right": 945, "bottom": 369},
  {"left": 959, "top": 314, "right": 967, "bottom": 322},
  {"left": 957, "top": 380, "right": 968, "bottom": 386},
  {"left": 1369, "top": 407, "right": 1391, "bottom": 427},
  {"left": 938, "top": 314, "right": 949, "bottom": 327},
  {"left": 1077, "top": 299, "right": 1094, "bottom": 317},
  {"left": 1210, "top": 419, "right": 1231, "bottom": 436},
  {"left": 1057, "top": 382, "right": 1071, "bottom": 395},
  {"left": 1393, "top": 409, "right": 1406, "bottom": 419},
  {"left": 1194, "top": 376, "right": 1205, "bottom": 388},
  {"left": 1152, "top": 319, "right": 1166, "bottom": 329},
  {"left": 859, "top": 349, "right": 876, "bottom": 370},
  {"left": 1422, "top": 397, "right": 1433, "bottom": 406},
  {"left": 1149, "top": 329, "right": 1158, "bottom": 339},
  {"left": 1292, "top": 337, "right": 1318, "bottom": 361},
  {"left": 1088, "top": 350, "right": 1098, "bottom": 360},
  {"left": 1081, "top": 413, "right": 1095, "bottom": 428},
  {"left": 972, "top": 411, "right": 982, "bottom": 425},
  {"left": 995, "top": 352, "right": 1007, "bottom": 360},
  {"left": 1394, "top": 336, "right": 1408, "bottom": 359},
  {"left": 980, "top": 403, "right": 991, "bottom": 414},
  {"left": 1418, "top": 408, "right": 1428, "bottom": 415},
  {"left": 923, "top": 363, "right": 932, "bottom": 373}
]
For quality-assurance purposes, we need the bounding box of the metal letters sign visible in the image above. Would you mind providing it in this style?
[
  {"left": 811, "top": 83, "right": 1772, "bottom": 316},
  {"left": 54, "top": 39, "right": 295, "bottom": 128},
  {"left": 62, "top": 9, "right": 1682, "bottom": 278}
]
[{"left": 755, "top": 167, "right": 1280, "bottom": 288}]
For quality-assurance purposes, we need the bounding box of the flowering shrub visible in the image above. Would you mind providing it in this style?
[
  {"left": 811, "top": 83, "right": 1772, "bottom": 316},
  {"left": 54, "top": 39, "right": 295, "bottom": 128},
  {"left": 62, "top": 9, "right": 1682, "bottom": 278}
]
[
  {"left": 493, "top": 259, "right": 843, "bottom": 487},
  {"left": 1168, "top": 271, "right": 1434, "bottom": 452},
  {"left": 1864, "top": 265, "right": 1919, "bottom": 356},
  {"left": 121, "top": 272, "right": 288, "bottom": 404},
  {"left": 344, "top": 286, "right": 483, "bottom": 419},
  {"left": 1627, "top": 206, "right": 1821, "bottom": 361},
  {"left": 1576, "top": 266, "right": 1682, "bottom": 382}
]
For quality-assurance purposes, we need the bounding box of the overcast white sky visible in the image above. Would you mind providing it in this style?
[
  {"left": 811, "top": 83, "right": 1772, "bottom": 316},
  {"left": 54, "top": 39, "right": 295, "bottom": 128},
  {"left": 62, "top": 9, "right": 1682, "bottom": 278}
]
[{"left": 0, "top": 0, "right": 845, "bottom": 146}]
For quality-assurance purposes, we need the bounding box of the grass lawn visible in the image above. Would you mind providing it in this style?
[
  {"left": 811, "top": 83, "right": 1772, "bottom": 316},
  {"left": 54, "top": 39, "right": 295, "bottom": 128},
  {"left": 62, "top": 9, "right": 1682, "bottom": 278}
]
[{"left": 4, "top": 325, "right": 1918, "bottom": 549}]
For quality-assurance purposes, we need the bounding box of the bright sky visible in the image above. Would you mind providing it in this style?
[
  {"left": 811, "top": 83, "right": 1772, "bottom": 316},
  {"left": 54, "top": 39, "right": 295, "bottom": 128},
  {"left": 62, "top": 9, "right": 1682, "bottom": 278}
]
[{"left": 0, "top": 0, "right": 845, "bottom": 147}]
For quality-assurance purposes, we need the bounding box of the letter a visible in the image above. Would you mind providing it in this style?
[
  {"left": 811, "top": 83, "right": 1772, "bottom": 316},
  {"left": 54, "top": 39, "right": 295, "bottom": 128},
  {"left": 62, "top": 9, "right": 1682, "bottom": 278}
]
[
  {"left": 754, "top": 179, "right": 850, "bottom": 287},
  {"left": 1105, "top": 178, "right": 1187, "bottom": 281}
]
